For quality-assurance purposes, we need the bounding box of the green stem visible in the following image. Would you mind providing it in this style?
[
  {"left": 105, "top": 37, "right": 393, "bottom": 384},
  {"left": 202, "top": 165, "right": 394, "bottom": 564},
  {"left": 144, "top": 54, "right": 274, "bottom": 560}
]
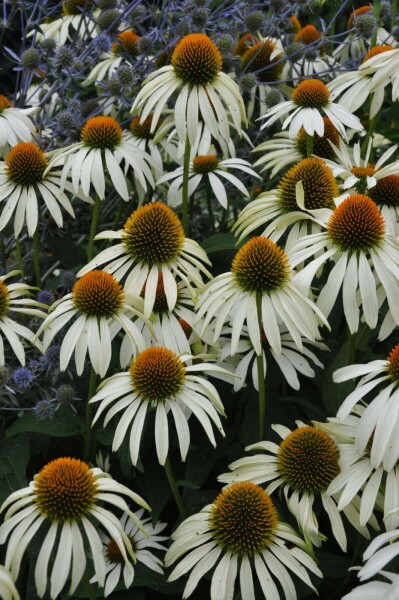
[
  {"left": 182, "top": 135, "right": 191, "bottom": 236},
  {"left": 206, "top": 180, "right": 216, "bottom": 233},
  {"left": 371, "top": 0, "right": 381, "bottom": 47},
  {"left": 361, "top": 112, "right": 379, "bottom": 157},
  {"left": 84, "top": 367, "right": 98, "bottom": 462},
  {"left": 392, "top": 0, "right": 398, "bottom": 29},
  {"left": 306, "top": 133, "right": 313, "bottom": 158},
  {"left": 33, "top": 228, "right": 41, "bottom": 288},
  {"left": 15, "top": 237, "right": 24, "bottom": 277},
  {"left": 87, "top": 196, "right": 101, "bottom": 262},
  {"left": 348, "top": 328, "right": 356, "bottom": 365},
  {"left": 81, "top": 572, "right": 97, "bottom": 599},
  {"left": 256, "top": 292, "right": 266, "bottom": 441},
  {"left": 164, "top": 456, "right": 186, "bottom": 519}
]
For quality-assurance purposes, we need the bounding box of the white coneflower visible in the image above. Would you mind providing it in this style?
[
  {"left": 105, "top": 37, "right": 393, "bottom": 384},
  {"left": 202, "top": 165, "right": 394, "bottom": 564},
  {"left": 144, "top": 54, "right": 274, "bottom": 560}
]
[
  {"left": 36, "top": 270, "right": 146, "bottom": 377},
  {"left": 85, "top": 31, "right": 140, "bottom": 84},
  {"left": 219, "top": 325, "right": 326, "bottom": 391},
  {"left": 48, "top": 115, "right": 155, "bottom": 202},
  {"left": 259, "top": 78, "right": 363, "bottom": 141},
  {"left": 329, "top": 46, "right": 396, "bottom": 119},
  {"left": 323, "top": 139, "right": 399, "bottom": 193},
  {"left": 157, "top": 154, "right": 260, "bottom": 208},
  {"left": 77, "top": 202, "right": 211, "bottom": 318},
  {"left": 90, "top": 347, "right": 227, "bottom": 466},
  {"left": 0, "top": 457, "right": 150, "bottom": 599},
  {"left": 0, "top": 94, "right": 37, "bottom": 157},
  {"left": 0, "top": 270, "right": 47, "bottom": 365},
  {"left": 233, "top": 157, "right": 340, "bottom": 244},
  {"left": 196, "top": 236, "right": 329, "bottom": 357},
  {"left": 0, "top": 141, "right": 91, "bottom": 237},
  {"left": 90, "top": 509, "right": 167, "bottom": 597},
  {"left": 219, "top": 425, "right": 369, "bottom": 551},
  {"left": 131, "top": 33, "right": 247, "bottom": 145},
  {"left": 253, "top": 117, "right": 340, "bottom": 177},
  {"left": 31, "top": 0, "right": 99, "bottom": 45},
  {"left": 333, "top": 342, "right": 399, "bottom": 474},
  {"left": 316, "top": 410, "right": 399, "bottom": 531},
  {"left": 288, "top": 193, "right": 399, "bottom": 334},
  {"left": 165, "top": 481, "right": 322, "bottom": 600}
]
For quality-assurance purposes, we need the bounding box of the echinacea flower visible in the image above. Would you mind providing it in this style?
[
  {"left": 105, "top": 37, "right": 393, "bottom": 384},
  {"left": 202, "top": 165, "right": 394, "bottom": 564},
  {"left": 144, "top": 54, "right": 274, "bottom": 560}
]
[
  {"left": 219, "top": 425, "right": 369, "bottom": 551},
  {"left": 0, "top": 141, "right": 90, "bottom": 237},
  {"left": 316, "top": 410, "right": 399, "bottom": 531},
  {"left": 329, "top": 46, "right": 396, "bottom": 119},
  {"left": 157, "top": 154, "right": 260, "bottom": 209},
  {"left": 165, "top": 481, "right": 322, "bottom": 600},
  {"left": 343, "top": 529, "right": 399, "bottom": 599},
  {"left": 288, "top": 193, "right": 399, "bottom": 333},
  {"left": 0, "top": 95, "right": 37, "bottom": 156},
  {"left": 259, "top": 78, "right": 363, "bottom": 141},
  {"left": 196, "top": 236, "right": 329, "bottom": 357},
  {"left": 86, "top": 31, "right": 140, "bottom": 84},
  {"left": 0, "top": 270, "right": 46, "bottom": 365},
  {"left": 323, "top": 139, "right": 399, "bottom": 194},
  {"left": 77, "top": 202, "right": 211, "bottom": 318},
  {"left": 48, "top": 115, "right": 155, "bottom": 201},
  {"left": 233, "top": 157, "right": 340, "bottom": 244},
  {"left": 253, "top": 117, "right": 340, "bottom": 177},
  {"left": 219, "top": 325, "right": 326, "bottom": 391},
  {"left": 90, "top": 346, "right": 227, "bottom": 466},
  {"left": 90, "top": 509, "right": 167, "bottom": 597},
  {"left": 0, "top": 565, "right": 20, "bottom": 600},
  {"left": 0, "top": 457, "right": 150, "bottom": 599},
  {"left": 36, "top": 270, "right": 146, "bottom": 377},
  {"left": 131, "top": 33, "right": 247, "bottom": 145},
  {"left": 333, "top": 342, "right": 399, "bottom": 473},
  {"left": 31, "top": 0, "right": 99, "bottom": 45}
]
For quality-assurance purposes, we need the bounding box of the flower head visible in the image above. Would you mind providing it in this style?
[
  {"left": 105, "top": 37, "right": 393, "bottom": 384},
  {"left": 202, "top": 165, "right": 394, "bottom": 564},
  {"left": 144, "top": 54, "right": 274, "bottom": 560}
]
[
  {"left": 165, "top": 481, "right": 321, "bottom": 600},
  {"left": 131, "top": 33, "right": 247, "bottom": 145},
  {"left": 0, "top": 458, "right": 150, "bottom": 599},
  {"left": 78, "top": 202, "right": 211, "bottom": 318},
  {"left": 91, "top": 348, "right": 227, "bottom": 465}
]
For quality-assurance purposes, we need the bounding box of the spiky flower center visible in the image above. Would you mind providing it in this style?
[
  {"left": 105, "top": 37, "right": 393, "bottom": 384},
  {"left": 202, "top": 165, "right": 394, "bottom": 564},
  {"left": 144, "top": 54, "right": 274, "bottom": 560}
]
[
  {"left": 106, "top": 536, "right": 136, "bottom": 564},
  {"left": 296, "top": 118, "right": 339, "bottom": 160},
  {"left": 278, "top": 157, "right": 337, "bottom": 213},
  {"left": 387, "top": 344, "right": 399, "bottom": 380},
  {"left": 5, "top": 143, "right": 48, "bottom": 186},
  {"left": 240, "top": 40, "right": 283, "bottom": 83},
  {"left": 171, "top": 34, "right": 222, "bottom": 86},
  {"left": 233, "top": 33, "right": 257, "bottom": 57},
  {"left": 328, "top": 194, "right": 385, "bottom": 252},
  {"left": 112, "top": 31, "right": 140, "bottom": 56},
  {"left": 80, "top": 116, "right": 122, "bottom": 149},
  {"left": 209, "top": 482, "right": 278, "bottom": 556},
  {"left": 72, "top": 270, "right": 125, "bottom": 318},
  {"left": 192, "top": 155, "right": 219, "bottom": 174},
  {"left": 292, "top": 79, "right": 330, "bottom": 109},
  {"left": 0, "top": 95, "right": 13, "bottom": 112},
  {"left": 351, "top": 166, "right": 376, "bottom": 178},
  {"left": 129, "top": 347, "right": 186, "bottom": 402},
  {"left": 130, "top": 115, "right": 160, "bottom": 139},
  {"left": 363, "top": 45, "right": 395, "bottom": 63},
  {"left": 276, "top": 427, "right": 340, "bottom": 494},
  {"left": 122, "top": 202, "right": 184, "bottom": 266},
  {"left": 33, "top": 458, "right": 98, "bottom": 521},
  {"left": 232, "top": 237, "right": 290, "bottom": 294},
  {"left": 368, "top": 175, "right": 399, "bottom": 208},
  {"left": 294, "top": 25, "right": 321, "bottom": 45},
  {"left": 62, "top": 0, "right": 93, "bottom": 16},
  {"left": 0, "top": 281, "right": 10, "bottom": 318}
]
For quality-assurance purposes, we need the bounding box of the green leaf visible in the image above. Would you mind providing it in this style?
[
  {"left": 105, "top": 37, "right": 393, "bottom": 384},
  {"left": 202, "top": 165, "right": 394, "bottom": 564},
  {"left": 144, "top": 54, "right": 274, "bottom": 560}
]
[
  {"left": 176, "top": 479, "right": 199, "bottom": 490},
  {"left": 6, "top": 409, "right": 85, "bottom": 438},
  {"left": 0, "top": 434, "right": 30, "bottom": 502},
  {"left": 201, "top": 233, "right": 237, "bottom": 254}
]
